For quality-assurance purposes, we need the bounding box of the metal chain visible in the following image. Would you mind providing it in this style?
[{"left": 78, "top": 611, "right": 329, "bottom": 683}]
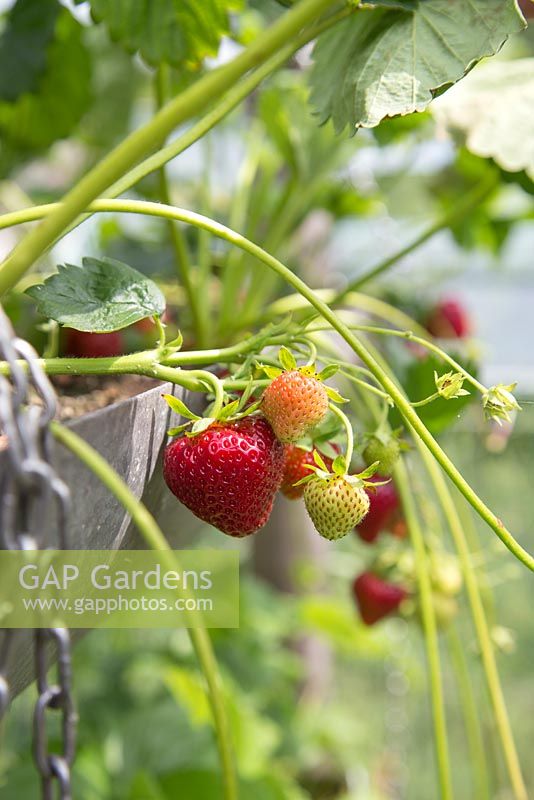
[{"left": 0, "top": 306, "right": 76, "bottom": 799}]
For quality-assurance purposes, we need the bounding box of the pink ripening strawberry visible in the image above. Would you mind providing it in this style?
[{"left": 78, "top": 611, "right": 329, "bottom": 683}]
[
  {"left": 425, "top": 298, "right": 470, "bottom": 339},
  {"left": 262, "top": 370, "right": 329, "bottom": 443},
  {"left": 163, "top": 416, "right": 285, "bottom": 537}
]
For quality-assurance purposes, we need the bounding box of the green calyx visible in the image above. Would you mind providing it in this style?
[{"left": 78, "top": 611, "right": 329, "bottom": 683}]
[
  {"left": 482, "top": 383, "right": 521, "bottom": 424},
  {"left": 294, "top": 450, "right": 384, "bottom": 489},
  {"left": 163, "top": 392, "right": 260, "bottom": 438},
  {"left": 434, "top": 370, "right": 470, "bottom": 401}
]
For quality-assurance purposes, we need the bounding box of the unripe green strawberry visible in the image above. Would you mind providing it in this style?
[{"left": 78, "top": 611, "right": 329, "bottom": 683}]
[
  {"left": 304, "top": 475, "right": 370, "bottom": 541},
  {"left": 363, "top": 434, "right": 400, "bottom": 477},
  {"left": 425, "top": 594, "right": 459, "bottom": 629},
  {"left": 430, "top": 555, "right": 462, "bottom": 597},
  {"left": 262, "top": 369, "right": 329, "bottom": 443}
]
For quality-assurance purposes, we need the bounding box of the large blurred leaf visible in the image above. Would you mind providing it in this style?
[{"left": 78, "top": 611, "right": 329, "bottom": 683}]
[
  {"left": 26, "top": 257, "right": 166, "bottom": 332},
  {"left": 0, "top": 0, "right": 60, "bottom": 101},
  {"left": 79, "top": 29, "right": 141, "bottom": 149},
  {"left": 80, "top": 0, "right": 239, "bottom": 68},
  {"left": 433, "top": 150, "right": 508, "bottom": 253},
  {"left": 298, "top": 595, "right": 389, "bottom": 657},
  {"left": 0, "top": 8, "right": 91, "bottom": 168},
  {"left": 159, "top": 768, "right": 307, "bottom": 800},
  {"left": 164, "top": 664, "right": 280, "bottom": 779},
  {"left": 310, "top": 0, "right": 525, "bottom": 134},
  {"left": 433, "top": 58, "right": 534, "bottom": 181}
]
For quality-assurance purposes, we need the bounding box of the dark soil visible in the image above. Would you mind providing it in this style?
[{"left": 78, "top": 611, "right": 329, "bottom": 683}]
[{"left": 51, "top": 374, "right": 161, "bottom": 420}]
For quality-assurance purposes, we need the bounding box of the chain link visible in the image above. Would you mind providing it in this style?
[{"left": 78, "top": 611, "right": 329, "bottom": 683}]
[{"left": 0, "top": 306, "right": 76, "bottom": 799}]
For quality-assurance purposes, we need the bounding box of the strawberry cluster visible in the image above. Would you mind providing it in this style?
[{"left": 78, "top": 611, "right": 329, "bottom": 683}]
[
  {"left": 162, "top": 349, "right": 374, "bottom": 541},
  {"left": 160, "top": 347, "right": 463, "bottom": 632}
]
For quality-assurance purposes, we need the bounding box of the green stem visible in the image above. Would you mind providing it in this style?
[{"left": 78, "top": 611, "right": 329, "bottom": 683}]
[
  {"left": 188, "top": 369, "right": 225, "bottom": 417},
  {"left": 394, "top": 459, "right": 453, "bottom": 800},
  {"left": 0, "top": 0, "right": 338, "bottom": 295},
  {"left": 6, "top": 197, "right": 532, "bottom": 569},
  {"left": 262, "top": 290, "right": 431, "bottom": 337},
  {"left": 43, "top": 320, "right": 59, "bottom": 359},
  {"left": 332, "top": 175, "right": 498, "bottom": 301},
  {"left": 323, "top": 324, "right": 526, "bottom": 799},
  {"left": 154, "top": 66, "right": 205, "bottom": 347},
  {"left": 0, "top": 331, "right": 291, "bottom": 379},
  {"left": 339, "top": 369, "right": 390, "bottom": 401},
  {"left": 328, "top": 402, "right": 354, "bottom": 467},
  {"left": 308, "top": 322, "right": 486, "bottom": 394},
  {"left": 447, "top": 626, "right": 491, "bottom": 800},
  {"left": 412, "top": 392, "right": 441, "bottom": 408},
  {"left": 359, "top": 331, "right": 526, "bottom": 800},
  {"left": 420, "top": 448, "right": 527, "bottom": 800},
  {"left": 50, "top": 422, "right": 238, "bottom": 800},
  {"left": 218, "top": 139, "right": 262, "bottom": 335},
  {"left": 154, "top": 316, "right": 167, "bottom": 350}
]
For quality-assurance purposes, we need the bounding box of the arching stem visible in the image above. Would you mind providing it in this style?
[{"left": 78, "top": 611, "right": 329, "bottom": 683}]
[{"left": 51, "top": 422, "right": 238, "bottom": 800}]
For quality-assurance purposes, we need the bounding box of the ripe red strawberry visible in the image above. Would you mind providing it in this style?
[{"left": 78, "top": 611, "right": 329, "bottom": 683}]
[
  {"left": 262, "top": 370, "right": 329, "bottom": 443},
  {"left": 304, "top": 475, "right": 370, "bottom": 540},
  {"left": 163, "top": 416, "right": 285, "bottom": 537},
  {"left": 134, "top": 307, "right": 172, "bottom": 333},
  {"left": 356, "top": 476, "right": 401, "bottom": 543},
  {"left": 425, "top": 299, "right": 470, "bottom": 339},
  {"left": 352, "top": 572, "right": 408, "bottom": 626},
  {"left": 280, "top": 445, "right": 336, "bottom": 500},
  {"left": 64, "top": 329, "right": 124, "bottom": 358}
]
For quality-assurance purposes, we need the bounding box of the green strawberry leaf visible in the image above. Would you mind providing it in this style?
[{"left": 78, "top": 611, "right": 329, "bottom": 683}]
[
  {"left": 236, "top": 377, "right": 255, "bottom": 411},
  {"left": 358, "top": 462, "right": 381, "bottom": 480},
  {"left": 293, "top": 473, "right": 316, "bottom": 487},
  {"left": 317, "top": 364, "right": 339, "bottom": 381},
  {"left": 162, "top": 394, "right": 200, "bottom": 421},
  {"left": 364, "top": 0, "right": 417, "bottom": 7},
  {"left": 218, "top": 400, "right": 240, "bottom": 420},
  {"left": 310, "top": 0, "right": 525, "bottom": 134},
  {"left": 317, "top": 441, "right": 340, "bottom": 460},
  {"left": 325, "top": 386, "right": 349, "bottom": 404},
  {"left": 312, "top": 450, "right": 329, "bottom": 472},
  {"left": 257, "top": 363, "right": 283, "bottom": 380},
  {"left": 167, "top": 423, "right": 192, "bottom": 437},
  {"left": 278, "top": 346, "right": 297, "bottom": 371},
  {"left": 190, "top": 418, "right": 216, "bottom": 435},
  {"left": 311, "top": 413, "right": 344, "bottom": 444},
  {"left": 432, "top": 57, "right": 534, "bottom": 182},
  {"left": 0, "top": 0, "right": 60, "bottom": 102},
  {"left": 237, "top": 401, "right": 262, "bottom": 418},
  {"left": 0, "top": 8, "right": 91, "bottom": 174},
  {"left": 332, "top": 455, "right": 347, "bottom": 476},
  {"left": 26, "top": 257, "right": 166, "bottom": 332},
  {"left": 166, "top": 331, "right": 184, "bottom": 350},
  {"left": 81, "top": 0, "right": 240, "bottom": 69}
]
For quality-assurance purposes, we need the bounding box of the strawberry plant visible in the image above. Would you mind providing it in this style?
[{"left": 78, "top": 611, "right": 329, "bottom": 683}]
[{"left": 0, "top": 1, "right": 534, "bottom": 799}]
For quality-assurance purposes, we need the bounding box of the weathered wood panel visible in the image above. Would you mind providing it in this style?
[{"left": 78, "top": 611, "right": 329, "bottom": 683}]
[{"left": 1, "top": 382, "right": 205, "bottom": 699}]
